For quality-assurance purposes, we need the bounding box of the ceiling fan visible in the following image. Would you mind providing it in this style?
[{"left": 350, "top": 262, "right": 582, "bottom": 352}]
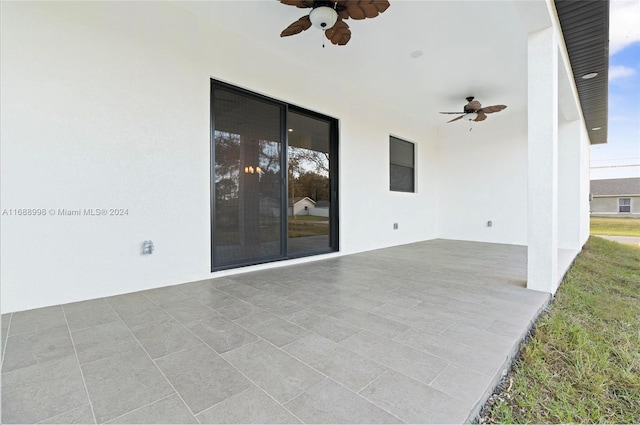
[
  {"left": 279, "top": 0, "right": 390, "bottom": 46},
  {"left": 440, "top": 97, "right": 507, "bottom": 123}
]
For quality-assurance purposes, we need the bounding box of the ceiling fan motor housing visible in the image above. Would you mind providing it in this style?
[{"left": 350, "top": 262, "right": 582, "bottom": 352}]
[{"left": 309, "top": 5, "right": 338, "bottom": 29}]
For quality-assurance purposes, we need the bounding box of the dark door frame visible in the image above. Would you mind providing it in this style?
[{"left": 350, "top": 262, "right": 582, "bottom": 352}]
[{"left": 210, "top": 79, "right": 339, "bottom": 271}]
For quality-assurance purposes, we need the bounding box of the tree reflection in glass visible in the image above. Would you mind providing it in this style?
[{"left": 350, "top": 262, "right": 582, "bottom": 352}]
[{"left": 287, "top": 111, "right": 331, "bottom": 255}]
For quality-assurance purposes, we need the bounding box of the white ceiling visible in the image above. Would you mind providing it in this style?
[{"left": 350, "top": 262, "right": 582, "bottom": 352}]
[{"left": 175, "top": 1, "right": 529, "bottom": 128}]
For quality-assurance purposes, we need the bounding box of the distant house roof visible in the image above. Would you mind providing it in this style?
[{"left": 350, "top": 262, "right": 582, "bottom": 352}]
[
  {"left": 289, "top": 197, "right": 316, "bottom": 205},
  {"left": 591, "top": 178, "right": 640, "bottom": 197}
]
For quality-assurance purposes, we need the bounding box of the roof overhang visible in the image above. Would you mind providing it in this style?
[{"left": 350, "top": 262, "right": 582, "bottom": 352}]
[{"left": 554, "top": 0, "right": 610, "bottom": 144}]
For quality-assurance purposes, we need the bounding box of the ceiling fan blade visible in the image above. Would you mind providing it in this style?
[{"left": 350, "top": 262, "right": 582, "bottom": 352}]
[
  {"left": 325, "top": 19, "right": 351, "bottom": 45},
  {"left": 464, "top": 100, "right": 482, "bottom": 112},
  {"left": 479, "top": 105, "right": 507, "bottom": 114},
  {"left": 280, "top": 15, "right": 312, "bottom": 37},
  {"left": 280, "top": 0, "right": 314, "bottom": 8},
  {"left": 336, "top": 0, "right": 390, "bottom": 19},
  {"left": 447, "top": 115, "right": 465, "bottom": 123},
  {"left": 474, "top": 112, "right": 488, "bottom": 122},
  {"left": 439, "top": 112, "right": 464, "bottom": 114}
]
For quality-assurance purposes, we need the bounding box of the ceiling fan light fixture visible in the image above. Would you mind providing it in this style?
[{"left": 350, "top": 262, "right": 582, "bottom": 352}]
[
  {"left": 440, "top": 98, "right": 506, "bottom": 124},
  {"left": 309, "top": 6, "right": 338, "bottom": 30}
]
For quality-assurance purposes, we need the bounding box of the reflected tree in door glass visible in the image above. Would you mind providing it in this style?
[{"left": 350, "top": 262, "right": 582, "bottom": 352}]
[{"left": 287, "top": 111, "right": 331, "bottom": 255}]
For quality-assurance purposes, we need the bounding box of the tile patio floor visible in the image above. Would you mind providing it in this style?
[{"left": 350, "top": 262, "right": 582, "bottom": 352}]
[{"left": 1, "top": 239, "right": 551, "bottom": 424}]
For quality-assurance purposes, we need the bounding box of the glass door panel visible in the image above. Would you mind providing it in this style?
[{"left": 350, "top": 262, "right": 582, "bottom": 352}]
[
  {"left": 287, "top": 110, "right": 331, "bottom": 255},
  {"left": 212, "top": 87, "right": 284, "bottom": 267}
]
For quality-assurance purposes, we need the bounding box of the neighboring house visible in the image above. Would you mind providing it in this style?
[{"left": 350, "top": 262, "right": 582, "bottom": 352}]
[
  {"left": 288, "top": 197, "right": 316, "bottom": 216},
  {"left": 590, "top": 178, "right": 640, "bottom": 217},
  {"left": 311, "top": 201, "right": 330, "bottom": 218},
  {"left": 0, "top": 1, "right": 608, "bottom": 312}
]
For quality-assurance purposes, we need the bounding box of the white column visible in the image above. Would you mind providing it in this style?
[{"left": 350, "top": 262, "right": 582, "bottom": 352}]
[
  {"left": 558, "top": 118, "right": 582, "bottom": 251},
  {"left": 578, "top": 122, "right": 591, "bottom": 247},
  {"left": 527, "top": 26, "right": 559, "bottom": 293}
]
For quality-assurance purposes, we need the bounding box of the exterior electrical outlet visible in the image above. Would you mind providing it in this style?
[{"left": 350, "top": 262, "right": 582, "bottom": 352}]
[
  {"left": 393, "top": 223, "right": 398, "bottom": 230},
  {"left": 143, "top": 241, "right": 154, "bottom": 255}
]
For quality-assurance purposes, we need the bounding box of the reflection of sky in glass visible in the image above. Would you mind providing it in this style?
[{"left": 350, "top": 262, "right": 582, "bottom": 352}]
[
  {"left": 259, "top": 140, "right": 281, "bottom": 173},
  {"left": 214, "top": 131, "right": 240, "bottom": 184},
  {"left": 299, "top": 156, "right": 329, "bottom": 177},
  {"left": 289, "top": 146, "right": 329, "bottom": 178}
]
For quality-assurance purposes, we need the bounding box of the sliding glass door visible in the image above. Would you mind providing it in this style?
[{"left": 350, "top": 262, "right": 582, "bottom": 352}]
[{"left": 211, "top": 81, "right": 338, "bottom": 270}]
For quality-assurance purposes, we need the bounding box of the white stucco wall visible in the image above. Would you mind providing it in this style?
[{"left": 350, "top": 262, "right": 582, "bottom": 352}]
[
  {"left": 558, "top": 119, "right": 587, "bottom": 250},
  {"left": 579, "top": 124, "right": 591, "bottom": 246},
  {"left": 556, "top": 16, "right": 592, "bottom": 252},
  {"left": 437, "top": 116, "right": 529, "bottom": 246},
  {"left": 1, "top": 1, "right": 440, "bottom": 312}
]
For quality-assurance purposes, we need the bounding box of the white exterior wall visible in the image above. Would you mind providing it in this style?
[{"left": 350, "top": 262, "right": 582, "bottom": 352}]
[
  {"left": 556, "top": 11, "right": 592, "bottom": 252},
  {"left": 437, "top": 117, "right": 529, "bottom": 246},
  {"left": 0, "top": 2, "right": 440, "bottom": 312},
  {"left": 579, "top": 124, "right": 591, "bottom": 246},
  {"left": 558, "top": 119, "right": 583, "bottom": 250},
  {"left": 526, "top": 25, "right": 559, "bottom": 293}
]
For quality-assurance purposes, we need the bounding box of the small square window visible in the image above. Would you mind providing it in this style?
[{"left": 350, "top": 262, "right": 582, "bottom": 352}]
[
  {"left": 619, "top": 198, "right": 631, "bottom": 213},
  {"left": 390, "top": 136, "right": 414, "bottom": 193}
]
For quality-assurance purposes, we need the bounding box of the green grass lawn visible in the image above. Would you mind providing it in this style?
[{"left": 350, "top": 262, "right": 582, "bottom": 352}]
[
  {"left": 288, "top": 215, "right": 329, "bottom": 238},
  {"left": 590, "top": 216, "right": 640, "bottom": 237},
  {"left": 288, "top": 219, "right": 329, "bottom": 238},
  {"left": 480, "top": 237, "right": 640, "bottom": 424},
  {"left": 290, "top": 215, "right": 328, "bottom": 222}
]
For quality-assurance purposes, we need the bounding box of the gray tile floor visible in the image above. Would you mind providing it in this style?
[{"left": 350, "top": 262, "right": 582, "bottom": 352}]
[{"left": 1, "top": 239, "right": 551, "bottom": 424}]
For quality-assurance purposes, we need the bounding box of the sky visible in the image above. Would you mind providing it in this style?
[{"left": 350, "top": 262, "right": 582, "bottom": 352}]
[{"left": 590, "top": 0, "right": 640, "bottom": 179}]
